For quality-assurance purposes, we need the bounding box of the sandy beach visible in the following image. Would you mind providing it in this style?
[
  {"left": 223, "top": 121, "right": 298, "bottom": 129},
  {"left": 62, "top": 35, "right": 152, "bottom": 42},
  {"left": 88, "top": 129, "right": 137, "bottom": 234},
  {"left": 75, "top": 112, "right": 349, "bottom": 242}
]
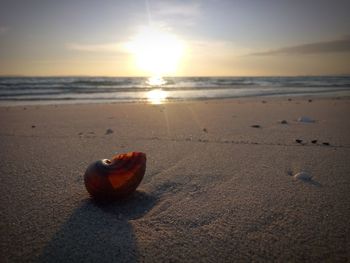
[{"left": 1, "top": 97, "right": 350, "bottom": 262}]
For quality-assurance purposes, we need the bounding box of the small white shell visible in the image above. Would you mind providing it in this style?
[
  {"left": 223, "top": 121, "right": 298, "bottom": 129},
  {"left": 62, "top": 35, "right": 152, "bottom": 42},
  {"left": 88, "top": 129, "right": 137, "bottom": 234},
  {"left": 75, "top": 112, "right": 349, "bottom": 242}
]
[
  {"left": 294, "top": 171, "right": 312, "bottom": 181},
  {"left": 297, "top": 116, "right": 315, "bottom": 123}
]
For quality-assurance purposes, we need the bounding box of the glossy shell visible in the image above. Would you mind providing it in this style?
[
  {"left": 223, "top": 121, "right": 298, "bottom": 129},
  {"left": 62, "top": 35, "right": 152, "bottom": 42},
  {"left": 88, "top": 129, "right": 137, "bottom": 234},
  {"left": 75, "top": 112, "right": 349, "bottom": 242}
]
[{"left": 84, "top": 152, "right": 146, "bottom": 200}]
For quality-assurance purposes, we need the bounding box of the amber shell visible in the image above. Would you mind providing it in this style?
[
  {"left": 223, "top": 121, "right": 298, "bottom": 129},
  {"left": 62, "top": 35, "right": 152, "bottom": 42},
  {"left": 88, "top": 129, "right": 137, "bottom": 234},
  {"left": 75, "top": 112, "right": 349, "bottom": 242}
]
[{"left": 84, "top": 152, "right": 146, "bottom": 200}]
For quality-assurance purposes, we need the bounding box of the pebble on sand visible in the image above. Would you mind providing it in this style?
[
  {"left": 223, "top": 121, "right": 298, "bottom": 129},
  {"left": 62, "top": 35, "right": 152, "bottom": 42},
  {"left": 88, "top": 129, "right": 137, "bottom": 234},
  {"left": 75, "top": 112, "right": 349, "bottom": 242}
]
[
  {"left": 295, "top": 139, "right": 303, "bottom": 144},
  {"left": 311, "top": 140, "right": 318, "bottom": 144},
  {"left": 105, "top": 128, "right": 114, "bottom": 135},
  {"left": 251, "top": 125, "right": 261, "bottom": 128},
  {"left": 297, "top": 116, "right": 315, "bottom": 123},
  {"left": 294, "top": 171, "right": 312, "bottom": 181},
  {"left": 281, "top": 120, "right": 288, "bottom": 124},
  {"left": 203, "top": 128, "right": 208, "bottom": 133}
]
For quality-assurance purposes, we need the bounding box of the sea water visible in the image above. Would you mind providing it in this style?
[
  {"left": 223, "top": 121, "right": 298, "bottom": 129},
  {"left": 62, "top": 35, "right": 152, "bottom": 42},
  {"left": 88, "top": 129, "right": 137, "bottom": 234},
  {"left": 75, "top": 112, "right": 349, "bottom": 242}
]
[{"left": 0, "top": 76, "right": 349, "bottom": 105}]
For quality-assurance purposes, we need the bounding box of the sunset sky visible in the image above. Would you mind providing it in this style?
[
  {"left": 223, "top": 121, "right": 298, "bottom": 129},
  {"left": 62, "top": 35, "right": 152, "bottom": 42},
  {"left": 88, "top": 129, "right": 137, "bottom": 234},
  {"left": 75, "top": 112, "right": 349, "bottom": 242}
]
[{"left": 0, "top": 0, "right": 349, "bottom": 76}]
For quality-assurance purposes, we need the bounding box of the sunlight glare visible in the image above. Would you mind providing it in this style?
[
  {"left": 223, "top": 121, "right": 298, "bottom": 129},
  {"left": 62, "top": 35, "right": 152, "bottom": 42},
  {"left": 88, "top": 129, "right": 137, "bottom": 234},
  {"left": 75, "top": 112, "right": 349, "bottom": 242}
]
[{"left": 126, "top": 26, "right": 185, "bottom": 76}]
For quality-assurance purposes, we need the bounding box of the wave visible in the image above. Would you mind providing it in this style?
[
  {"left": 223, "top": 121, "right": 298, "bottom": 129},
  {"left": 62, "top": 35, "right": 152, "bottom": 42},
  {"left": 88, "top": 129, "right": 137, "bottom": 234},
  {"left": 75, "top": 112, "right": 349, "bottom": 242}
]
[{"left": 0, "top": 76, "right": 349, "bottom": 104}]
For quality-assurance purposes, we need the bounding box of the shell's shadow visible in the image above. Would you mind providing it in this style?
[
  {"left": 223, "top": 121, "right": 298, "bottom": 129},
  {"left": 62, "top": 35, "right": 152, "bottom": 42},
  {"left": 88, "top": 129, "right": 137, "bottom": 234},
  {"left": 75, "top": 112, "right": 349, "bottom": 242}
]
[
  {"left": 303, "top": 179, "right": 322, "bottom": 187},
  {"left": 95, "top": 190, "right": 158, "bottom": 220},
  {"left": 38, "top": 191, "right": 157, "bottom": 263}
]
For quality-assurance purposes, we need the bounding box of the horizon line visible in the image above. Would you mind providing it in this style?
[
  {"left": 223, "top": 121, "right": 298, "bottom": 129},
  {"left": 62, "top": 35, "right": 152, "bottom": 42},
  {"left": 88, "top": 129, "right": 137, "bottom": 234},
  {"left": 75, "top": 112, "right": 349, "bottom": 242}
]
[{"left": 1, "top": 74, "right": 350, "bottom": 78}]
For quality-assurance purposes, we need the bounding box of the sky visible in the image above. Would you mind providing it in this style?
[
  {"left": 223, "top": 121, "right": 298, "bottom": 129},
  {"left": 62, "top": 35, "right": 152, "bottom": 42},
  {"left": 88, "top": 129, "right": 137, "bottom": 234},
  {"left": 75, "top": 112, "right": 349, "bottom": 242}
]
[{"left": 0, "top": 0, "right": 349, "bottom": 76}]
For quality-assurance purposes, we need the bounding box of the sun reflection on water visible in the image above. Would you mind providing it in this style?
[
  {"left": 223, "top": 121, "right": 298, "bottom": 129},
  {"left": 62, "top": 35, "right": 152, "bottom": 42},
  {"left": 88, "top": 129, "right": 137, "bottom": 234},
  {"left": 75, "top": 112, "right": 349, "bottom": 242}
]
[
  {"left": 146, "top": 76, "right": 167, "bottom": 104},
  {"left": 146, "top": 76, "right": 167, "bottom": 86},
  {"left": 147, "top": 89, "right": 167, "bottom": 104}
]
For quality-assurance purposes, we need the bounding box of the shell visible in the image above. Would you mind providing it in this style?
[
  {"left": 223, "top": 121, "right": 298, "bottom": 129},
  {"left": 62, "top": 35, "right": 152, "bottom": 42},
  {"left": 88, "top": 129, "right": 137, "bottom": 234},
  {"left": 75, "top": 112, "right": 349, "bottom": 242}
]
[
  {"left": 84, "top": 152, "right": 146, "bottom": 200},
  {"left": 297, "top": 116, "right": 315, "bottom": 123},
  {"left": 294, "top": 171, "right": 312, "bottom": 181}
]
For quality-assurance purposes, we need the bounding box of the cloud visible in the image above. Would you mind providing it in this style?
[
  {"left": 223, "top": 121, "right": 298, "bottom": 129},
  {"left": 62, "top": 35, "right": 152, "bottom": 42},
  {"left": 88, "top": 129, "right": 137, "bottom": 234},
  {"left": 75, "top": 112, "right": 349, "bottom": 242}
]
[
  {"left": 249, "top": 36, "right": 350, "bottom": 56},
  {"left": 0, "top": 26, "right": 9, "bottom": 35},
  {"left": 151, "top": 0, "right": 200, "bottom": 17},
  {"left": 66, "top": 42, "right": 125, "bottom": 52},
  {"left": 189, "top": 39, "right": 251, "bottom": 56},
  {"left": 147, "top": 0, "right": 201, "bottom": 28}
]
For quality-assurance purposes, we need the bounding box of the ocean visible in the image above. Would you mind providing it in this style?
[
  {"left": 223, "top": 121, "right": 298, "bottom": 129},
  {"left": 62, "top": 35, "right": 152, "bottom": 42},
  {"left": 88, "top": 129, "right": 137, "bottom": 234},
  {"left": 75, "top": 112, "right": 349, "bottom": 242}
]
[{"left": 0, "top": 76, "right": 349, "bottom": 105}]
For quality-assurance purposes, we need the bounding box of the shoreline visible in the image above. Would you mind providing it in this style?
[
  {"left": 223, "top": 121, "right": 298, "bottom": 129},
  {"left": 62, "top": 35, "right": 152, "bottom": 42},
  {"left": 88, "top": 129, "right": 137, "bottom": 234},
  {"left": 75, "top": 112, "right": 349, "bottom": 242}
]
[{"left": 1, "top": 93, "right": 350, "bottom": 107}]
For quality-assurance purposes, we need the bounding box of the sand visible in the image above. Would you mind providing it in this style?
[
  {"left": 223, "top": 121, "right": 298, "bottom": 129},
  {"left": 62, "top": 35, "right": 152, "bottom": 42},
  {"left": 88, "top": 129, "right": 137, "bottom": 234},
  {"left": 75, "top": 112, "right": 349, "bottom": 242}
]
[{"left": 0, "top": 97, "right": 349, "bottom": 262}]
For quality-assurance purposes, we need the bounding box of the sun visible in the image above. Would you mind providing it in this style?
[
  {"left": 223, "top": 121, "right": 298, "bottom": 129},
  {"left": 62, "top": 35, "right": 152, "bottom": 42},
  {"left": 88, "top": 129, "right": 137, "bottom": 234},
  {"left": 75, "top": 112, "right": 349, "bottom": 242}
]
[{"left": 126, "top": 26, "right": 185, "bottom": 76}]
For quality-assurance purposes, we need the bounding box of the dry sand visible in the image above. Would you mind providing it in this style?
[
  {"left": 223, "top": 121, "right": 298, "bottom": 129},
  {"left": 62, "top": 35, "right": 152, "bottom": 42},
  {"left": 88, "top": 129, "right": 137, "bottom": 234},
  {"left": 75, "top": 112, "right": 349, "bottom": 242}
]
[{"left": 0, "top": 97, "right": 350, "bottom": 262}]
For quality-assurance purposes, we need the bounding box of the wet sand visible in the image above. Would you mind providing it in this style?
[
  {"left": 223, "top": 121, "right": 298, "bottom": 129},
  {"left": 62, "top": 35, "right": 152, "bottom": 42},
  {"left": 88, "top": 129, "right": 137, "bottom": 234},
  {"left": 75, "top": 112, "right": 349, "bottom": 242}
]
[{"left": 0, "top": 97, "right": 350, "bottom": 262}]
